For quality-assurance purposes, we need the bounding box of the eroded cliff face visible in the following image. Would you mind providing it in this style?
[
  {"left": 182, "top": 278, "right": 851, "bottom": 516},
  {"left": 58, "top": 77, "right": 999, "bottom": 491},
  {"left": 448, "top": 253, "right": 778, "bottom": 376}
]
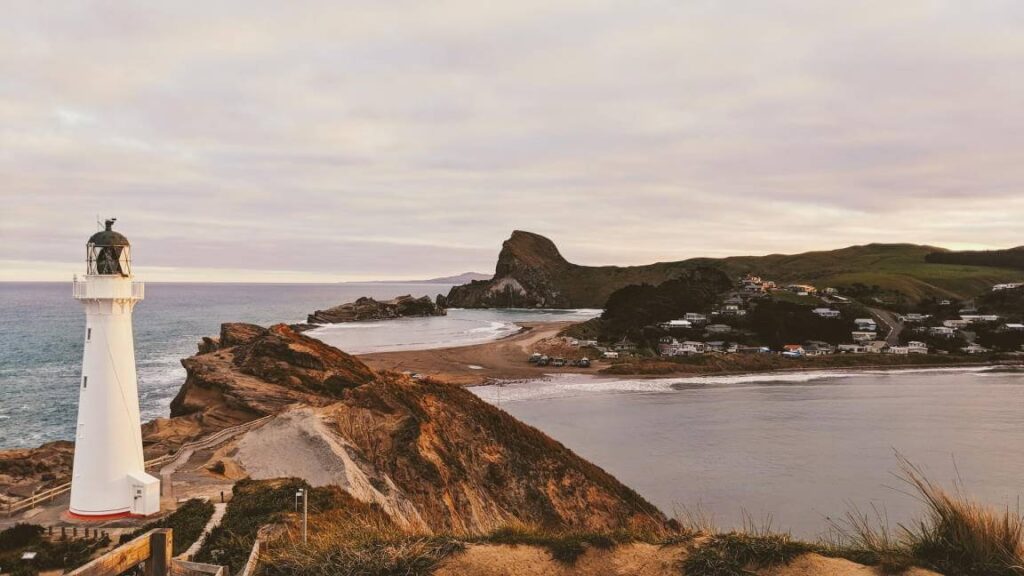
[{"left": 193, "top": 323, "right": 668, "bottom": 533}]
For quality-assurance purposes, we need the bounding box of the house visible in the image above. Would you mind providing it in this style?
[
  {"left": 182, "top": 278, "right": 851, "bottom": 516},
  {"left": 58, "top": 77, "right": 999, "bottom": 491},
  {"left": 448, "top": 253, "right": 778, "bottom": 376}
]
[
  {"left": 854, "top": 318, "right": 877, "bottom": 331},
  {"left": 603, "top": 351, "right": 620, "bottom": 359},
  {"left": 837, "top": 343, "right": 866, "bottom": 354},
  {"left": 1005, "top": 323, "right": 1024, "bottom": 332},
  {"left": 907, "top": 341, "right": 929, "bottom": 354},
  {"left": 961, "top": 344, "right": 989, "bottom": 354},
  {"left": 938, "top": 299, "right": 952, "bottom": 306},
  {"left": 613, "top": 337, "right": 636, "bottom": 352},
  {"left": 684, "top": 312, "right": 708, "bottom": 324},
  {"left": 680, "top": 341, "right": 706, "bottom": 354},
  {"left": 929, "top": 326, "right": 956, "bottom": 337},
  {"left": 851, "top": 331, "right": 877, "bottom": 342},
  {"left": 786, "top": 284, "right": 817, "bottom": 295},
  {"left": 822, "top": 287, "right": 839, "bottom": 296},
  {"left": 992, "top": 283, "right": 1023, "bottom": 291},
  {"left": 898, "top": 313, "right": 932, "bottom": 323},
  {"left": 737, "top": 346, "right": 771, "bottom": 354},
  {"left": 705, "top": 340, "right": 725, "bottom": 352},
  {"left": 658, "top": 339, "right": 681, "bottom": 356},
  {"left": 705, "top": 324, "right": 732, "bottom": 334},
  {"left": 887, "top": 346, "right": 909, "bottom": 355},
  {"left": 805, "top": 340, "right": 834, "bottom": 354},
  {"left": 960, "top": 314, "right": 1000, "bottom": 323},
  {"left": 783, "top": 344, "right": 805, "bottom": 355},
  {"left": 865, "top": 340, "right": 888, "bottom": 353},
  {"left": 719, "top": 304, "right": 746, "bottom": 316},
  {"left": 812, "top": 308, "right": 841, "bottom": 319},
  {"left": 660, "top": 319, "right": 693, "bottom": 330},
  {"left": 578, "top": 339, "right": 598, "bottom": 347},
  {"left": 943, "top": 319, "right": 970, "bottom": 329}
]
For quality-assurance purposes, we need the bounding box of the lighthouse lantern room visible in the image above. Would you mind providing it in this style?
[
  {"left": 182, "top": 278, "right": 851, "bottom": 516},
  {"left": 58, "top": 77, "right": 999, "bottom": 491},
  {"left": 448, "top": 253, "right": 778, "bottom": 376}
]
[{"left": 69, "top": 219, "right": 159, "bottom": 518}]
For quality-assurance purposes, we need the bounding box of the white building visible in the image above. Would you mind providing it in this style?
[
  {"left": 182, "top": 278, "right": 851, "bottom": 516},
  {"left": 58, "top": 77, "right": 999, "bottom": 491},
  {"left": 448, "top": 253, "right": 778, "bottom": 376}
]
[
  {"left": 992, "top": 283, "right": 1023, "bottom": 291},
  {"left": 851, "top": 331, "right": 877, "bottom": 342},
  {"left": 70, "top": 220, "right": 160, "bottom": 519},
  {"left": 907, "top": 341, "right": 929, "bottom": 354},
  {"left": 854, "top": 318, "right": 877, "bottom": 331},
  {"left": 660, "top": 319, "right": 693, "bottom": 330},
  {"left": 929, "top": 326, "right": 956, "bottom": 337},
  {"left": 812, "top": 308, "right": 840, "bottom": 318},
  {"left": 683, "top": 312, "right": 708, "bottom": 323}
]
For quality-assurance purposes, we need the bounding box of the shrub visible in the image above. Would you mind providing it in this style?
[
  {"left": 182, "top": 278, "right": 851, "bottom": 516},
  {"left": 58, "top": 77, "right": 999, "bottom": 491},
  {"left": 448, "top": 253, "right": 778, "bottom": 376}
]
[{"left": 122, "top": 498, "right": 215, "bottom": 556}]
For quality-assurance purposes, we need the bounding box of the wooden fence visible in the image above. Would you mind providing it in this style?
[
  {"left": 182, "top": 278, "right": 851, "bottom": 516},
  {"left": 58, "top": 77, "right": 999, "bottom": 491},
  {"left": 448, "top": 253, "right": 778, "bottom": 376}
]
[
  {"left": 3, "top": 415, "right": 273, "bottom": 518},
  {"left": 66, "top": 528, "right": 225, "bottom": 576}
]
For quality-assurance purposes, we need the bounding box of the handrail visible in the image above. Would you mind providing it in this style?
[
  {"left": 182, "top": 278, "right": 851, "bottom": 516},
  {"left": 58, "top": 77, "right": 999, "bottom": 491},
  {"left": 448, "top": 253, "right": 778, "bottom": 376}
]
[{"left": 3, "top": 415, "right": 273, "bottom": 517}]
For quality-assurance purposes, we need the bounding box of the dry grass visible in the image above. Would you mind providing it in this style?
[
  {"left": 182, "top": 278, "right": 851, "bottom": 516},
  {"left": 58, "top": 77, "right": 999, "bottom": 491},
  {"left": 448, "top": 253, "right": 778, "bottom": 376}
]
[
  {"left": 825, "top": 455, "right": 1024, "bottom": 576},
  {"left": 261, "top": 509, "right": 463, "bottom": 576}
]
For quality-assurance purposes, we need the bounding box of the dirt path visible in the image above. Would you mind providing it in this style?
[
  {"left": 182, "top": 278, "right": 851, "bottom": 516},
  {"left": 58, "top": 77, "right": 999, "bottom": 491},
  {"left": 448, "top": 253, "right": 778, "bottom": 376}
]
[{"left": 358, "top": 321, "right": 605, "bottom": 385}]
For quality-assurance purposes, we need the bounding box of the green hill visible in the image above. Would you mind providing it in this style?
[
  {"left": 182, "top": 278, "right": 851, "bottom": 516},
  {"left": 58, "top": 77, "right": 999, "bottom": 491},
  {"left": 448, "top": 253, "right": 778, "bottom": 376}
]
[{"left": 447, "top": 232, "right": 1024, "bottom": 307}]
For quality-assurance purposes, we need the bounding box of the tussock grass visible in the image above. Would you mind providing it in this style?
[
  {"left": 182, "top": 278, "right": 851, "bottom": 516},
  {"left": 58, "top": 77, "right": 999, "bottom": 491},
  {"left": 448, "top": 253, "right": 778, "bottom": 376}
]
[
  {"left": 825, "top": 455, "right": 1024, "bottom": 576},
  {"left": 473, "top": 524, "right": 621, "bottom": 565},
  {"left": 261, "top": 510, "right": 462, "bottom": 576}
]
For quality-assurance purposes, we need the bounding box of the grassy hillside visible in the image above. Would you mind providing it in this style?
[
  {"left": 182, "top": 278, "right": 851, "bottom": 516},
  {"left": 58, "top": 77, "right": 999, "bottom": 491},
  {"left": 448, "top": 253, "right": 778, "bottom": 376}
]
[
  {"left": 706, "top": 244, "right": 1024, "bottom": 301},
  {"left": 449, "top": 233, "right": 1024, "bottom": 307}
]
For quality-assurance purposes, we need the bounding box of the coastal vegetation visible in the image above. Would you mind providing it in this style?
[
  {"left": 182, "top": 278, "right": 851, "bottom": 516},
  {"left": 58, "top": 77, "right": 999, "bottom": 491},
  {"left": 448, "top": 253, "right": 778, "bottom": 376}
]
[
  {"left": 0, "top": 522, "right": 110, "bottom": 576},
  {"left": 121, "top": 498, "right": 215, "bottom": 555},
  {"left": 925, "top": 246, "right": 1024, "bottom": 270}
]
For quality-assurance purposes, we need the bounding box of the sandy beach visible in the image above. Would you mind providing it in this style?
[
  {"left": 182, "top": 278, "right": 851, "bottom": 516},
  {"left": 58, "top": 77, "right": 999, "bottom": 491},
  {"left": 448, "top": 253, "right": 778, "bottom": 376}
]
[{"left": 358, "top": 321, "right": 604, "bottom": 385}]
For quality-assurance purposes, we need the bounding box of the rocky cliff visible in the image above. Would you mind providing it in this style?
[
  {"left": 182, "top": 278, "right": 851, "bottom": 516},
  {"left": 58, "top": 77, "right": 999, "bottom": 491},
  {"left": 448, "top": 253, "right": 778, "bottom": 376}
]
[
  {"left": 307, "top": 295, "right": 446, "bottom": 324},
  {"left": 446, "top": 231, "right": 694, "bottom": 308}
]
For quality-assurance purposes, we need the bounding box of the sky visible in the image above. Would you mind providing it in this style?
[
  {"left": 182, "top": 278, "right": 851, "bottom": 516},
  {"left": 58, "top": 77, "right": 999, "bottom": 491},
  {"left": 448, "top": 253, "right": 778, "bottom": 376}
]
[{"left": 2, "top": 1, "right": 1023, "bottom": 282}]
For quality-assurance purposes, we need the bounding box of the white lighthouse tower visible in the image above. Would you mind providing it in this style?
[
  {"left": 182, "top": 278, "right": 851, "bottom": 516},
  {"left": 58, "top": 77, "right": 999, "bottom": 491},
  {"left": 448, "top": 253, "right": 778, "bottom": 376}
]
[{"left": 69, "top": 219, "right": 160, "bottom": 519}]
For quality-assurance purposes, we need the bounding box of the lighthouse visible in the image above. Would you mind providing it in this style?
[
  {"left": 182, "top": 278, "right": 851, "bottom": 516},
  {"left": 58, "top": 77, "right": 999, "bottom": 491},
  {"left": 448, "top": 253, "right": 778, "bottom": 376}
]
[{"left": 69, "top": 219, "right": 159, "bottom": 518}]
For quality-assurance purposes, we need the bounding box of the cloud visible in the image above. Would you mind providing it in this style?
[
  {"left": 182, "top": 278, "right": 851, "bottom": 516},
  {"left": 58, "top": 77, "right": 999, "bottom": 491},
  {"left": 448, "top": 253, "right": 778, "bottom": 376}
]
[{"left": 2, "top": 1, "right": 1022, "bottom": 281}]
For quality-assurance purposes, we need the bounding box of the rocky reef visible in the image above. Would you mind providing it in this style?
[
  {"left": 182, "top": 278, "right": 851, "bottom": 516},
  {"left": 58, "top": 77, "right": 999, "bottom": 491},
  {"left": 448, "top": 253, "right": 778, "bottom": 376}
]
[{"left": 307, "top": 294, "right": 446, "bottom": 324}]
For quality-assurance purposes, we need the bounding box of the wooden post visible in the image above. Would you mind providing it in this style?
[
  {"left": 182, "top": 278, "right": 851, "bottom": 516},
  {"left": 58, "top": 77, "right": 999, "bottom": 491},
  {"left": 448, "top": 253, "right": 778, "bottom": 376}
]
[
  {"left": 62, "top": 526, "right": 67, "bottom": 538},
  {"left": 145, "top": 528, "right": 173, "bottom": 576}
]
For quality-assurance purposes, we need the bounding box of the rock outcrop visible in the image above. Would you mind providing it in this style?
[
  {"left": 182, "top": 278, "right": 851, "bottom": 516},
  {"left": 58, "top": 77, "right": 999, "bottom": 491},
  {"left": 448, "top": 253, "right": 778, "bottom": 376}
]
[
  {"left": 446, "top": 231, "right": 694, "bottom": 308},
  {"left": 307, "top": 295, "right": 446, "bottom": 324}
]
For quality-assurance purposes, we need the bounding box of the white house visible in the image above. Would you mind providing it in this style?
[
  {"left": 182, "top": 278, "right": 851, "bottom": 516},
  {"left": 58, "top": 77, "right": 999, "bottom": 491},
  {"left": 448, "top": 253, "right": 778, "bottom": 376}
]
[
  {"left": 812, "top": 308, "right": 841, "bottom": 318},
  {"left": 1005, "top": 323, "right": 1024, "bottom": 332},
  {"left": 684, "top": 312, "right": 708, "bottom": 323},
  {"left": 929, "top": 326, "right": 956, "bottom": 337},
  {"left": 907, "top": 341, "right": 929, "bottom": 354},
  {"left": 680, "top": 341, "right": 706, "bottom": 354},
  {"left": 854, "top": 318, "right": 877, "bottom": 331},
  {"left": 706, "top": 324, "right": 732, "bottom": 334},
  {"left": 961, "top": 344, "right": 989, "bottom": 354},
  {"left": 660, "top": 319, "right": 693, "bottom": 330},
  {"left": 887, "top": 346, "right": 909, "bottom": 355},
  {"left": 851, "top": 331, "right": 877, "bottom": 342},
  {"left": 837, "top": 343, "right": 866, "bottom": 354},
  {"left": 992, "top": 283, "right": 1023, "bottom": 291},
  {"left": 961, "top": 314, "right": 1000, "bottom": 323},
  {"left": 865, "top": 340, "right": 888, "bottom": 353},
  {"left": 899, "top": 313, "right": 932, "bottom": 323},
  {"left": 943, "top": 319, "right": 971, "bottom": 329}
]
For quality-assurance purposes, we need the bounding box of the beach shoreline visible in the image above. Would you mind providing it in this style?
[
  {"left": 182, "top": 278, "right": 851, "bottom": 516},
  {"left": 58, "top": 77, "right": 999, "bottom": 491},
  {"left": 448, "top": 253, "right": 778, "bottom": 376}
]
[{"left": 357, "top": 319, "right": 1021, "bottom": 386}]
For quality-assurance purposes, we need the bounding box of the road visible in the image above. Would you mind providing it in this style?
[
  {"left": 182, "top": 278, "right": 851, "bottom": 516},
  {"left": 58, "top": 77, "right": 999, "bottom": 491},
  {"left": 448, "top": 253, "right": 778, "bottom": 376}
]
[{"left": 867, "top": 307, "right": 903, "bottom": 345}]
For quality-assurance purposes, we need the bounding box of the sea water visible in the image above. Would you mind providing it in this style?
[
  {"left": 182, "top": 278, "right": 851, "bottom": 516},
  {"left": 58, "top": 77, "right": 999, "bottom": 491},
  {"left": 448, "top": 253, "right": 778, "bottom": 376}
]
[
  {"left": 0, "top": 281, "right": 595, "bottom": 449},
  {"left": 473, "top": 368, "right": 1024, "bottom": 538}
]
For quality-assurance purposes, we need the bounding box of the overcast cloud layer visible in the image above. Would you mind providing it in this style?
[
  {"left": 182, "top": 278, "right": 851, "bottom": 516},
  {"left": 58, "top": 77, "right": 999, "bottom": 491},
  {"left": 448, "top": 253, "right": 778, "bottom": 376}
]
[{"left": 2, "top": 1, "right": 1022, "bottom": 282}]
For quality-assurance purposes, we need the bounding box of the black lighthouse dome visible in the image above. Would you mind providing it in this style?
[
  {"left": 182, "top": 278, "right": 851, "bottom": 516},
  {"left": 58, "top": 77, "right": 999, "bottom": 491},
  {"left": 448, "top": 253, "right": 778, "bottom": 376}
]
[{"left": 87, "top": 219, "right": 132, "bottom": 276}]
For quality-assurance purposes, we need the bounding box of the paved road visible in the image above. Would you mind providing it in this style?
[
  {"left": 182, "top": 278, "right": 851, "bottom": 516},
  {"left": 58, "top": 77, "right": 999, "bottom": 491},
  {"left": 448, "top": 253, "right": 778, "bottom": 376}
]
[{"left": 868, "top": 307, "right": 903, "bottom": 345}]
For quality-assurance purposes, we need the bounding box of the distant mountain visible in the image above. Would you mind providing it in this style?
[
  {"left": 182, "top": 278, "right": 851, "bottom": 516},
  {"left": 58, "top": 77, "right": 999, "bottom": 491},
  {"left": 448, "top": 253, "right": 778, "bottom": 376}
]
[
  {"left": 345, "top": 272, "right": 492, "bottom": 285},
  {"left": 446, "top": 231, "right": 1024, "bottom": 308}
]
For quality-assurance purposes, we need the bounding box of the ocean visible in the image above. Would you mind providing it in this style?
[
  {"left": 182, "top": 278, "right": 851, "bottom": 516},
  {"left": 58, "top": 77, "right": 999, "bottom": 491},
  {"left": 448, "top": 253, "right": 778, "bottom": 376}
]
[
  {"left": 472, "top": 368, "right": 1024, "bottom": 538},
  {"left": 0, "top": 281, "right": 596, "bottom": 449}
]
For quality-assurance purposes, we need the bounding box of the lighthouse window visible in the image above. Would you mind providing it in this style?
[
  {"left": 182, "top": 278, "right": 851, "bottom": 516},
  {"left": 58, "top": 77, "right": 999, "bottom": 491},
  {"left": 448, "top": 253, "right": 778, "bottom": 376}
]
[{"left": 83, "top": 376, "right": 88, "bottom": 389}]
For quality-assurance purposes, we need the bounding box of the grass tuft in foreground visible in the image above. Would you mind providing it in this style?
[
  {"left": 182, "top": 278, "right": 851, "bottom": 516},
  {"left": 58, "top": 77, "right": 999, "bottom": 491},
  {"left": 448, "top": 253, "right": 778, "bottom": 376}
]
[{"left": 473, "top": 524, "right": 622, "bottom": 565}]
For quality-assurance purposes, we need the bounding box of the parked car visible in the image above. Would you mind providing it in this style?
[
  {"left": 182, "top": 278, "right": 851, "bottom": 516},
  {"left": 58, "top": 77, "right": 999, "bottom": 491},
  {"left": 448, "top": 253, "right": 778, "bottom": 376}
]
[
  {"left": 528, "top": 352, "right": 542, "bottom": 364},
  {"left": 578, "top": 357, "right": 591, "bottom": 368},
  {"left": 551, "top": 357, "right": 567, "bottom": 367},
  {"left": 537, "top": 355, "right": 550, "bottom": 366}
]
